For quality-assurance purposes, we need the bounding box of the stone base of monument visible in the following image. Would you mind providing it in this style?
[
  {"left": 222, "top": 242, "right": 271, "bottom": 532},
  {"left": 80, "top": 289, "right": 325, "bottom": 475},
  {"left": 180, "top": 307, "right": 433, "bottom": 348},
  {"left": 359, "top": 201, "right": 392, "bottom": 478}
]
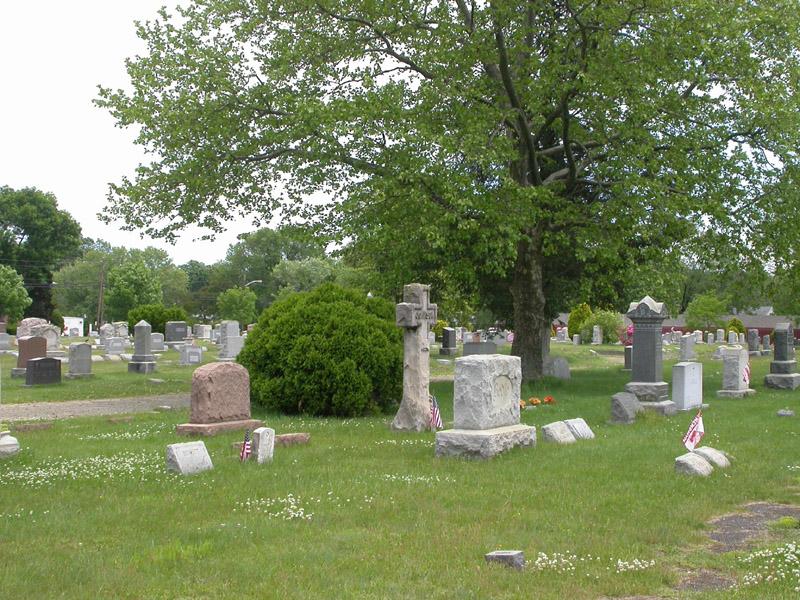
[
  {"left": 716, "top": 388, "right": 756, "bottom": 398},
  {"left": 65, "top": 373, "right": 94, "bottom": 379},
  {"left": 761, "top": 349, "right": 771, "bottom": 356},
  {"left": 176, "top": 419, "right": 262, "bottom": 437},
  {"left": 435, "top": 424, "right": 535, "bottom": 459},
  {"left": 10, "top": 368, "right": 26, "bottom": 378},
  {"left": 748, "top": 350, "right": 761, "bottom": 357},
  {"left": 764, "top": 373, "right": 800, "bottom": 390},
  {"left": 639, "top": 400, "right": 677, "bottom": 416},
  {"left": 439, "top": 347, "right": 457, "bottom": 356},
  {"left": 216, "top": 356, "right": 237, "bottom": 362},
  {"left": 128, "top": 361, "right": 157, "bottom": 374},
  {"left": 624, "top": 381, "right": 669, "bottom": 404},
  {"left": 46, "top": 350, "right": 66, "bottom": 358}
]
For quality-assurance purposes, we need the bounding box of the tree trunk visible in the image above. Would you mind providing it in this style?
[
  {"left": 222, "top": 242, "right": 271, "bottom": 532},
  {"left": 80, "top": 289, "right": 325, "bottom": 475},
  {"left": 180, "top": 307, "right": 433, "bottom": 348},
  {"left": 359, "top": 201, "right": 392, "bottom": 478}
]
[{"left": 510, "top": 228, "right": 548, "bottom": 380}]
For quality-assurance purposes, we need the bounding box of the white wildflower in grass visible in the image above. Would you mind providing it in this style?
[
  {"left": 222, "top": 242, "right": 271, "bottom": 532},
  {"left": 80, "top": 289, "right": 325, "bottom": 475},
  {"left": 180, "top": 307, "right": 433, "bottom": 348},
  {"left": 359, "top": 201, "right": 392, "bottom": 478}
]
[
  {"left": 787, "top": 465, "right": 800, "bottom": 471},
  {"left": 235, "top": 492, "right": 378, "bottom": 521},
  {"left": 739, "top": 542, "right": 800, "bottom": 592},
  {"left": 0, "top": 451, "right": 162, "bottom": 488},
  {"left": 374, "top": 439, "right": 429, "bottom": 447},
  {"left": 527, "top": 552, "right": 655, "bottom": 576},
  {"left": 379, "top": 473, "right": 454, "bottom": 484},
  {"left": 79, "top": 423, "right": 171, "bottom": 441}
]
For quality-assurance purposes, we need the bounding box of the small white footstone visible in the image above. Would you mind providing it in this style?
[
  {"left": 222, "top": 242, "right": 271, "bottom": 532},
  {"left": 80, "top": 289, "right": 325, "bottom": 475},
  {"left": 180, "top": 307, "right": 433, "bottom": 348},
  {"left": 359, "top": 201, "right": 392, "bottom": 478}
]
[
  {"left": 541, "top": 421, "right": 576, "bottom": 444},
  {"left": 692, "top": 446, "right": 730, "bottom": 469},
  {"left": 0, "top": 432, "right": 20, "bottom": 458},
  {"left": 564, "top": 418, "right": 594, "bottom": 440},
  {"left": 252, "top": 427, "right": 275, "bottom": 464},
  {"left": 435, "top": 424, "right": 535, "bottom": 459},
  {"left": 166, "top": 441, "right": 213, "bottom": 475},
  {"left": 675, "top": 452, "right": 713, "bottom": 477}
]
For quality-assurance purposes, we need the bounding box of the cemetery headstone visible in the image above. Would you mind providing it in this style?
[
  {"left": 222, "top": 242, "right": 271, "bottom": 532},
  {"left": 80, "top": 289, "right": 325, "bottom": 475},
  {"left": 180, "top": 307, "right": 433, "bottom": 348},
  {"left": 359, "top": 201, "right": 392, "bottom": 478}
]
[
  {"left": 99, "top": 323, "right": 114, "bottom": 344},
  {"left": 543, "top": 356, "right": 570, "bottom": 380},
  {"left": 706, "top": 332, "right": 714, "bottom": 345},
  {"left": 252, "top": 427, "right": 275, "bottom": 464},
  {"left": 218, "top": 320, "right": 240, "bottom": 347},
  {"left": 180, "top": 344, "right": 203, "bottom": 366},
  {"left": 747, "top": 329, "right": 761, "bottom": 356},
  {"left": 440, "top": 327, "right": 457, "bottom": 356},
  {"left": 15, "top": 317, "right": 47, "bottom": 339},
  {"left": 716, "top": 328, "right": 725, "bottom": 343},
  {"left": 428, "top": 331, "right": 436, "bottom": 345},
  {"left": 694, "top": 330, "right": 703, "bottom": 343},
  {"left": 623, "top": 346, "right": 632, "bottom": 371},
  {"left": 24, "top": 357, "right": 61, "bottom": 386},
  {"left": 12, "top": 336, "right": 46, "bottom": 378},
  {"left": 0, "top": 431, "right": 21, "bottom": 458},
  {"left": 193, "top": 324, "right": 212, "bottom": 339},
  {"left": 30, "top": 324, "right": 61, "bottom": 351},
  {"left": 485, "top": 550, "right": 525, "bottom": 570},
  {"left": 624, "top": 296, "right": 673, "bottom": 412},
  {"left": 679, "top": 334, "right": 696, "bottom": 361},
  {"left": 176, "top": 362, "right": 262, "bottom": 436},
  {"left": 151, "top": 332, "right": 166, "bottom": 352},
  {"left": 165, "top": 320, "right": 189, "bottom": 345},
  {"left": 435, "top": 355, "right": 535, "bottom": 458},
  {"left": 462, "top": 341, "right": 497, "bottom": 356},
  {"left": 541, "top": 421, "right": 576, "bottom": 444},
  {"left": 761, "top": 334, "right": 771, "bottom": 356},
  {"left": 67, "top": 343, "right": 92, "bottom": 378},
  {"left": 591, "top": 325, "right": 602, "bottom": 345},
  {"left": 764, "top": 322, "right": 800, "bottom": 390},
  {"left": 672, "top": 361, "right": 703, "bottom": 411},
  {"left": 564, "top": 418, "right": 595, "bottom": 440},
  {"left": 392, "top": 283, "right": 438, "bottom": 431},
  {"left": 727, "top": 331, "right": 738, "bottom": 345},
  {"left": 0, "top": 332, "right": 11, "bottom": 351},
  {"left": 556, "top": 327, "right": 567, "bottom": 343},
  {"left": 166, "top": 441, "right": 213, "bottom": 475},
  {"left": 219, "top": 335, "right": 244, "bottom": 361},
  {"left": 572, "top": 334, "right": 580, "bottom": 345},
  {"left": 675, "top": 452, "right": 714, "bottom": 477},
  {"left": 0, "top": 319, "right": 5, "bottom": 334},
  {"left": 738, "top": 332, "right": 746, "bottom": 345},
  {"left": 128, "top": 320, "right": 157, "bottom": 374},
  {"left": 104, "top": 337, "right": 125, "bottom": 356},
  {"left": 610, "top": 391, "right": 643, "bottom": 424},
  {"left": 717, "top": 347, "right": 755, "bottom": 397}
]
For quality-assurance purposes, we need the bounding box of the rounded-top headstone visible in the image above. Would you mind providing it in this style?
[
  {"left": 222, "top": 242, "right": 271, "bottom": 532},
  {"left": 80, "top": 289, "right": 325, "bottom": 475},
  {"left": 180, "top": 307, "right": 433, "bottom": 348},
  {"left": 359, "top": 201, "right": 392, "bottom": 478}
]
[{"left": 190, "top": 362, "right": 251, "bottom": 424}]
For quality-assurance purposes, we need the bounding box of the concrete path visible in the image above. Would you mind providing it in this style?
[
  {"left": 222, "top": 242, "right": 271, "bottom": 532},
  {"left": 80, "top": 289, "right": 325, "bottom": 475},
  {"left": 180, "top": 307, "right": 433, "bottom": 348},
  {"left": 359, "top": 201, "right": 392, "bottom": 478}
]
[{"left": 0, "top": 393, "right": 190, "bottom": 422}]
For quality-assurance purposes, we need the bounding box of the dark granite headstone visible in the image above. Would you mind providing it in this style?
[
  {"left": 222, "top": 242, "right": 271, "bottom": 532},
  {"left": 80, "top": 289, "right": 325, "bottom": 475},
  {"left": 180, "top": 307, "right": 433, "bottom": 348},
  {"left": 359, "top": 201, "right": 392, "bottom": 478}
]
[
  {"left": 25, "top": 357, "right": 62, "bottom": 386},
  {"left": 165, "top": 321, "right": 189, "bottom": 343},
  {"left": 12, "top": 336, "right": 47, "bottom": 377},
  {"left": 440, "top": 327, "right": 457, "bottom": 356}
]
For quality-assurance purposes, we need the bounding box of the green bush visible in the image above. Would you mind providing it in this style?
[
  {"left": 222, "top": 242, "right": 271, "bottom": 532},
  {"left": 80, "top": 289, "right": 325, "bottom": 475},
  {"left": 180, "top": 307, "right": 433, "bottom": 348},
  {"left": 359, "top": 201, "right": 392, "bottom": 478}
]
[
  {"left": 580, "top": 310, "right": 624, "bottom": 344},
  {"left": 238, "top": 284, "right": 403, "bottom": 417},
  {"left": 50, "top": 309, "right": 64, "bottom": 330},
  {"left": 432, "top": 319, "right": 447, "bottom": 340},
  {"left": 568, "top": 303, "right": 593, "bottom": 339},
  {"left": 128, "top": 304, "right": 189, "bottom": 333},
  {"left": 726, "top": 317, "right": 745, "bottom": 335}
]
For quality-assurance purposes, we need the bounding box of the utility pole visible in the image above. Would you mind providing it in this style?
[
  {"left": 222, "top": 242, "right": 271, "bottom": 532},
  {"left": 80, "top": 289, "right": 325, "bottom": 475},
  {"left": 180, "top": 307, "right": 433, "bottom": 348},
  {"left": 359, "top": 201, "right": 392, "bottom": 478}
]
[{"left": 96, "top": 264, "right": 106, "bottom": 328}]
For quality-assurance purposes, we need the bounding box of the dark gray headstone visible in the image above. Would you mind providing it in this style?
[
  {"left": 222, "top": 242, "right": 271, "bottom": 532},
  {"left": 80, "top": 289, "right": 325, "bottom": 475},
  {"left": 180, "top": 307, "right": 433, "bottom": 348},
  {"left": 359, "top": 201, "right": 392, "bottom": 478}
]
[
  {"left": 165, "top": 321, "right": 189, "bottom": 343},
  {"left": 773, "top": 323, "right": 794, "bottom": 362},
  {"left": 462, "top": 341, "right": 497, "bottom": 356},
  {"left": 25, "top": 357, "right": 61, "bottom": 386},
  {"left": 747, "top": 329, "right": 761, "bottom": 353},
  {"left": 625, "top": 296, "right": 667, "bottom": 386},
  {"left": 440, "top": 327, "right": 457, "bottom": 356},
  {"left": 129, "top": 320, "right": 157, "bottom": 374},
  {"left": 623, "top": 345, "right": 632, "bottom": 371}
]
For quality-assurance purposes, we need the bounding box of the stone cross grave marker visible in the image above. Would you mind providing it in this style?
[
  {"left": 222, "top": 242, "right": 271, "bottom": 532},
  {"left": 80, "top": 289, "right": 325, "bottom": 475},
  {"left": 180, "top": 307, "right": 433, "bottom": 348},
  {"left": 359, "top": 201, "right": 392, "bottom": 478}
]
[{"left": 391, "top": 283, "right": 438, "bottom": 431}]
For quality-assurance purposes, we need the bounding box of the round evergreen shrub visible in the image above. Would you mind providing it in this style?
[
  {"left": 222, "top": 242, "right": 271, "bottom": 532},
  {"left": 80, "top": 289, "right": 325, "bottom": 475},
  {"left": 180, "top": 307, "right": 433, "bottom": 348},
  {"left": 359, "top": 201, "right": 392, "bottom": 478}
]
[
  {"left": 238, "top": 284, "right": 403, "bottom": 417},
  {"left": 726, "top": 317, "right": 745, "bottom": 335},
  {"left": 580, "top": 310, "right": 624, "bottom": 344},
  {"left": 568, "top": 302, "right": 593, "bottom": 339}
]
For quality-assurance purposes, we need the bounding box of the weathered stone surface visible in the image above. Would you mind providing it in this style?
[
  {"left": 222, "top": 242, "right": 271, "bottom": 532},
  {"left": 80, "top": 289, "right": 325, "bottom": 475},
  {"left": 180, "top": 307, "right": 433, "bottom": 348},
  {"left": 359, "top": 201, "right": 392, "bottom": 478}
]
[
  {"left": 15, "top": 336, "right": 46, "bottom": 373},
  {"left": 624, "top": 381, "right": 669, "bottom": 403},
  {"left": 176, "top": 419, "right": 262, "bottom": 436},
  {"left": 541, "top": 421, "right": 577, "bottom": 444},
  {"left": 680, "top": 334, "right": 696, "bottom": 361},
  {"left": 718, "top": 347, "right": 754, "bottom": 397},
  {"left": 675, "top": 452, "right": 713, "bottom": 476},
  {"left": 564, "top": 418, "right": 595, "bottom": 440},
  {"left": 692, "top": 446, "right": 730, "bottom": 469},
  {"left": 640, "top": 400, "right": 677, "bottom": 416},
  {"left": 165, "top": 441, "right": 213, "bottom": 475},
  {"left": 672, "top": 362, "right": 703, "bottom": 411},
  {"left": 0, "top": 431, "right": 21, "bottom": 458},
  {"left": 165, "top": 321, "right": 189, "bottom": 343},
  {"left": 623, "top": 345, "right": 632, "bottom": 371},
  {"left": 434, "top": 424, "right": 535, "bottom": 459},
  {"left": 275, "top": 432, "right": 311, "bottom": 446},
  {"left": 252, "top": 427, "right": 275, "bottom": 464},
  {"left": 179, "top": 345, "right": 203, "bottom": 366},
  {"left": 16, "top": 317, "right": 47, "bottom": 339},
  {"left": 764, "top": 373, "right": 800, "bottom": 390},
  {"left": 462, "top": 341, "right": 498, "bottom": 356},
  {"left": 67, "top": 343, "right": 92, "bottom": 378},
  {"left": 611, "top": 392, "right": 643, "bottom": 424},
  {"left": 151, "top": 333, "right": 166, "bottom": 352},
  {"left": 30, "top": 324, "right": 60, "bottom": 350},
  {"left": 777, "top": 409, "right": 795, "bottom": 417},
  {"left": 543, "top": 356, "right": 570, "bottom": 380},
  {"left": 24, "top": 357, "right": 61, "bottom": 386},
  {"left": 188, "top": 362, "right": 251, "bottom": 423},
  {"left": 485, "top": 550, "right": 525, "bottom": 570},
  {"left": 129, "top": 320, "right": 157, "bottom": 374},
  {"left": 104, "top": 337, "right": 125, "bottom": 355},
  {"left": 453, "top": 355, "right": 521, "bottom": 430}
]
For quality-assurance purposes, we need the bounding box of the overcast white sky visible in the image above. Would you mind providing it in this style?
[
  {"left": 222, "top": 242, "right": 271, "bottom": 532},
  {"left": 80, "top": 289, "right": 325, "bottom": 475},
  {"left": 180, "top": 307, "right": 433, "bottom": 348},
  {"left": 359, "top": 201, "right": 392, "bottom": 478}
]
[{"left": 0, "top": 1, "right": 255, "bottom": 265}]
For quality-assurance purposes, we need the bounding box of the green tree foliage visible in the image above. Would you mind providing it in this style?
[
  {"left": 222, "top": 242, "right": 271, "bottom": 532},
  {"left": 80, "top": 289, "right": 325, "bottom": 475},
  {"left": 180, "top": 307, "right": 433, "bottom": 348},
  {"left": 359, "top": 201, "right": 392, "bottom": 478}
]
[
  {"left": 0, "top": 265, "right": 32, "bottom": 322},
  {"left": 98, "top": 2, "right": 800, "bottom": 379},
  {"left": 685, "top": 293, "right": 728, "bottom": 331},
  {"left": 0, "top": 186, "right": 82, "bottom": 319},
  {"left": 726, "top": 317, "right": 745, "bottom": 335},
  {"left": 216, "top": 287, "right": 258, "bottom": 324},
  {"left": 238, "top": 284, "right": 402, "bottom": 416},
  {"left": 127, "top": 304, "right": 189, "bottom": 333},
  {"left": 105, "top": 260, "right": 162, "bottom": 321},
  {"left": 568, "top": 303, "right": 592, "bottom": 339},
  {"left": 580, "top": 310, "right": 623, "bottom": 344}
]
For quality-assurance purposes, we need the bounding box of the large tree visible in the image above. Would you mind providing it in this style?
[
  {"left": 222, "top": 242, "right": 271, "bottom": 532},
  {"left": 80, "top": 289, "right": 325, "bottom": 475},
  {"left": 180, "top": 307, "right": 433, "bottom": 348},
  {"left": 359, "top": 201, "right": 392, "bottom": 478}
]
[
  {"left": 0, "top": 265, "right": 32, "bottom": 323},
  {"left": 0, "top": 186, "right": 82, "bottom": 319},
  {"left": 98, "top": 1, "right": 800, "bottom": 379}
]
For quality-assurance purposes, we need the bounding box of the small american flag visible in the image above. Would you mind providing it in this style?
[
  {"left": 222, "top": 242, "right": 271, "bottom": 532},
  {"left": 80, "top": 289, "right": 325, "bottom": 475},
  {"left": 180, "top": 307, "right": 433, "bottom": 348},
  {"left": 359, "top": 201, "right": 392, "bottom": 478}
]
[
  {"left": 240, "top": 429, "right": 252, "bottom": 461},
  {"left": 743, "top": 362, "right": 751, "bottom": 386},
  {"left": 682, "top": 410, "right": 705, "bottom": 451},
  {"left": 430, "top": 395, "right": 443, "bottom": 431}
]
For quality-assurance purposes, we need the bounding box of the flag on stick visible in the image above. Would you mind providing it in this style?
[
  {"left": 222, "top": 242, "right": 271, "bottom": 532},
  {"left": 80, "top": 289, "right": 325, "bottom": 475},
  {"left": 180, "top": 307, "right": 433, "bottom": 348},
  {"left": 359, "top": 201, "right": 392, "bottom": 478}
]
[
  {"left": 682, "top": 410, "right": 705, "bottom": 451},
  {"left": 743, "top": 361, "right": 751, "bottom": 386},
  {"left": 430, "top": 395, "right": 443, "bottom": 431},
  {"left": 240, "top": 429, "right": 252, "bottom": 461}
]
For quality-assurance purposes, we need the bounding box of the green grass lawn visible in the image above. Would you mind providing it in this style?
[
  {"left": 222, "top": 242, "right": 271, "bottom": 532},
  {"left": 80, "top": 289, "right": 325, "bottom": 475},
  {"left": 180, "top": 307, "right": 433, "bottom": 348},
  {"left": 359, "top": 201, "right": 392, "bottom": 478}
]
[{"left": 0, "top": 342, "right": 798, "bottom": 598}]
